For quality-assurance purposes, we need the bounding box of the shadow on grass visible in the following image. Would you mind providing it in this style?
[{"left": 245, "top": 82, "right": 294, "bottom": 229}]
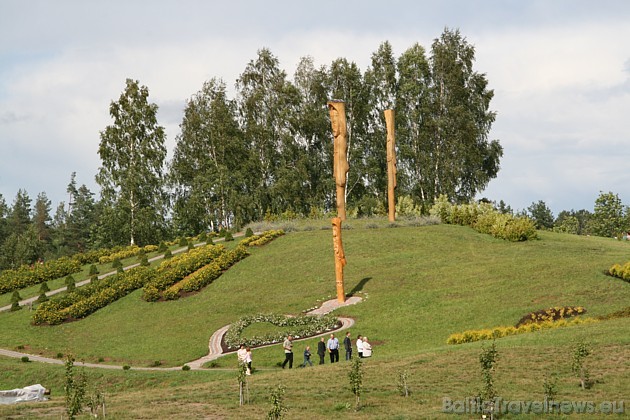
[{"left": 348, "top": 277, "right": 371, "bottom": 296}]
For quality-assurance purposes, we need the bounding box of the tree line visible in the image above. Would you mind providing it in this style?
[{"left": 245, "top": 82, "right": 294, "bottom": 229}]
[{"left": 0, "top": 28, "right": 506, "bottom": 267}]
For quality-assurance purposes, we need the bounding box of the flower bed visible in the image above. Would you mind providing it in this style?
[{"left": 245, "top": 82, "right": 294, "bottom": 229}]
[
  {"left": 162, "top": 245, "right": 250, "bottom": 300},
  {"left": 98, "top": 244, "right": 159, "bottom": 264},
  {"left": 142, "top": 244, "right": 226, "bottom": 301},
  {"left": 32, "top": 266, "right": 155, "bottom": 325},
  {"left": 0, "top": 257, "right": 81, "bottom": 295},
  {"left": 446, "top": 317, "right": 597, "bottom": 345},
  {"left": 224, "top": 313, "right": 341, "bottom": 350},
  {"left": 239, "top": 230, "right": 285, "bottom": 247},
  {"left": 515, "top": 306, "right": 586, "bottom": 328}
]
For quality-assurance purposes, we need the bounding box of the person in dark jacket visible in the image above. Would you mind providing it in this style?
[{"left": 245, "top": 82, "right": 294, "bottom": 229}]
[
  {"left": 343, "top": 331, "right": 352, "bottom": 360},
  {"left": 317, "top": 336, "right": 326, "bottom": 365}
]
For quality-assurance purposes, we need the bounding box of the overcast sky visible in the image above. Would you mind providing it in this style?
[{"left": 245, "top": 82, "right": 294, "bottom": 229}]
[{"left": 1, "top": 0, "right": 629, "bottom": 216}]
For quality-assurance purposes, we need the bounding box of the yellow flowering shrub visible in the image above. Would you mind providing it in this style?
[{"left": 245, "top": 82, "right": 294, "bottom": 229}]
[{"left": 447, "top": 318, "right": 597, "bottom": 345}]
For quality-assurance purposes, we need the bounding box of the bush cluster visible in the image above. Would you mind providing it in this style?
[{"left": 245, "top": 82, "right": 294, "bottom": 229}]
[
  {"left": 224, "top": 313, "right": 341, "bottom": 350},
  {"left": 608, "top": 262, "right": 630, "bottom": 282},
  {"left": 162, "top": 245, "right": 250, "bottom": 300},
  {"left": 429, "top": 195, "right": 537, "bottom": 242},
  {"left": 98, "top": 245, "right": 158, "bottom": 264},
  {"left": 515, "top": 306, "right": 586, "bottom": 328},
  {"left": 446, "top": 317, "right": 597, "bottom": 345},
  {"left": 0, "top": 256, "right": 82, "bottom": 295},
  {"left": 239, "top": 230, "right": 285, "bottom": 247},
  {"left": 142, "top": 244, "right": 226, "bottom": 301},
  {"left": 32, "top": 266, "right": 155, "bottom": 325}
]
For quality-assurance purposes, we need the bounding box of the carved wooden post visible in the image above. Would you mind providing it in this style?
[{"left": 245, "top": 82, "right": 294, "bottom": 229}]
[
  {"left": 328, "top": 100, "right": 349, "bottom": 221},
  {"left": 384, "top": 109, "right": 397, "bottom": 222},
  {"left": 332, "top": 217, "right": 346, "bottom": 303}
]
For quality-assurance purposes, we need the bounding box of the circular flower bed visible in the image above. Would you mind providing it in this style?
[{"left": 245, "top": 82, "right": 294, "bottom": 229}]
[{"left": 224, "top": 313, "right": 341, "bottom": 350}]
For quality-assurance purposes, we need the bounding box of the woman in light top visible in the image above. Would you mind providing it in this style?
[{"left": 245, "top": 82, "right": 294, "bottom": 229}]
[{"left": 362, "top": 337, "right": 372, "bottom": 357}]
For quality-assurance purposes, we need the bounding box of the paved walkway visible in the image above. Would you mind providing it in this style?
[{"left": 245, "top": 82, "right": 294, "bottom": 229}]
[{"left": 0, "top": 296, "right": 362, "bottom": 371}]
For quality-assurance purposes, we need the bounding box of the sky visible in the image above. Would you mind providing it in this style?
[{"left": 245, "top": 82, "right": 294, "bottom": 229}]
[{"left": 1, "top": 0, "right": 629, "bottom": 217}]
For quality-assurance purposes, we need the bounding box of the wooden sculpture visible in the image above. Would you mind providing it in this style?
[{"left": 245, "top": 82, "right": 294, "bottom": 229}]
[
  {"left": 328, "top": 100, "right": 349, "bottom": 221},
  {"left": 332, "top": 217, "right": 346, "bottom": 303},
  {"left": 384, "top": 109, "right": 397, "bottom": 222}
]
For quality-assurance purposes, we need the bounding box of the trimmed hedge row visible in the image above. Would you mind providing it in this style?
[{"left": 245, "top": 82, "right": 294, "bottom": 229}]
[
  {"left": 224, "top": 313, "right": 341, "bottom": 350},
  {"left": 430, "top": 195, "right": 538, "bottom": 241},
  {"left": 142, "top": 244, "right": 226, "bottom": 301},
  {"left": 446, "top": 317, "right": 597, "bottom": 345},
  {"left": 608, "top": 262, "right": 630, "bottom": 282},
  {"left": 162, "top": 245, "right": 249, "bottom": 300},
  {"left": 32, "top": 266, "right": 155, "bottom": 325},
  {"left": 0, "top": 243, "right": 164, "bottom": 296},
  {"left": 98, "top": 244, "right": 158, "bottom": 264},
  {"left": 239, "top": 229, "right": 285, "bottom": 247},
  {"left": 0, "top": 257, "right": 82, "bottom": 295}
]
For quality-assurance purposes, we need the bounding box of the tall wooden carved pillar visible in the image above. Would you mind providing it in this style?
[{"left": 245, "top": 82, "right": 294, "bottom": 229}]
[
  {"left": 332, "top": 217, "right": 346, "bottom": 303},
  {"left": 328, "top": 101, "right": 349, "bottom": 221},
  {"left": 384, "top": 109, "right": 397, "bottom": 222}
]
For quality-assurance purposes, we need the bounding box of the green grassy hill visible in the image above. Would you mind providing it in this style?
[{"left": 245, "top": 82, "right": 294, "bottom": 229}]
[{"left": 1, "top": 223, "right": 629, "bottom": 418}]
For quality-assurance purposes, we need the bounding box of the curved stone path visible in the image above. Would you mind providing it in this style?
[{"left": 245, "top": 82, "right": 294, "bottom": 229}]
[{"left": 0, "top": 296, "right": 362, "bottom": 371}]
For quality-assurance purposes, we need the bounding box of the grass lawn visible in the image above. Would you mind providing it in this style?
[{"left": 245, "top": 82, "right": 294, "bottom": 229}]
[{"left": 1, "top": 222, "right": 629, "bottom": 418}]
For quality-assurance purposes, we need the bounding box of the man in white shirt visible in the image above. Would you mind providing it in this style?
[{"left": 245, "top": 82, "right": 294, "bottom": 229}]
[{"left": 356, "top": 335, "right": 364, "bottom": 358}]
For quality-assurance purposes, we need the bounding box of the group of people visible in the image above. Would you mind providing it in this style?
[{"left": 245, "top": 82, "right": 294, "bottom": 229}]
[
  {"left": 282, "top": 331, "right": 373, "bottom": 369},
  {"left": 238, "top": 331, "right": 373, "bottom": 372}
]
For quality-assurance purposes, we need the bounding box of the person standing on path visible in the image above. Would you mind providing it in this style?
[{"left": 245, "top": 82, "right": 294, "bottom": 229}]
[
  {"left": 343, "top": 331, "right": 352, "bottom": 361},
  {"left": 356, "top": 335, "right": 364, "bottom": 358},
  {"left": 281, "top": 335, "right": 293, "bottom": 369},
  {"left": 327, "top": 333, "right": 340, "bottom": 363},
  {"left": 317, "top": 336, "right": 326, "bottom": 365}
]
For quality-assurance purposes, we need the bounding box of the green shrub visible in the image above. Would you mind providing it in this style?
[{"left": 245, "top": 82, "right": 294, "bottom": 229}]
[
  {"left": 10, "top": 290, "right": 22, "bottom": 303},
  {"left": 21, "top": 356, "right": 29, "bottom": 363},
  {"left": 245, "top": 227, "right": 254, "bottom": 237},
  {"left": 224, "top": 232, "right": 234, "bottom": 242},
  {"left": 111, "top": 259, "right": 122, "bottom": 269},
  {"left": 182, "top": 365, "right": 191, "bottom": 371},
  {"left": 157, "top": 242, "right": 168, "bottom": 253},
  {"left": 10, "top": 301, "right": 22, "bottom": 312},
  {"left": 39, "top": 282, "right": 50, "bottom": 293},
  {"left": 89, "top": 265, "right": 99, "bottom": 276},
  {"left": 66, "top": 278, "right": 76, "bottom": 292},
  {"left": 164, "top": 249, "right": 173, "bottom": 259},
  {"left": 37, "top": 292, "right": 49, "bottom": 303},
  {"left": 122, "top": 365, "right": 131, "bottom": 370},
  {"left": 179, "top": 237, "right": 189, "bottom": 247},
  {"left": 198, "top": 232, "right": 208, "bottom": 241},
  {"left": 139, "top": 254, "right": 150, "bottom": 267}
]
